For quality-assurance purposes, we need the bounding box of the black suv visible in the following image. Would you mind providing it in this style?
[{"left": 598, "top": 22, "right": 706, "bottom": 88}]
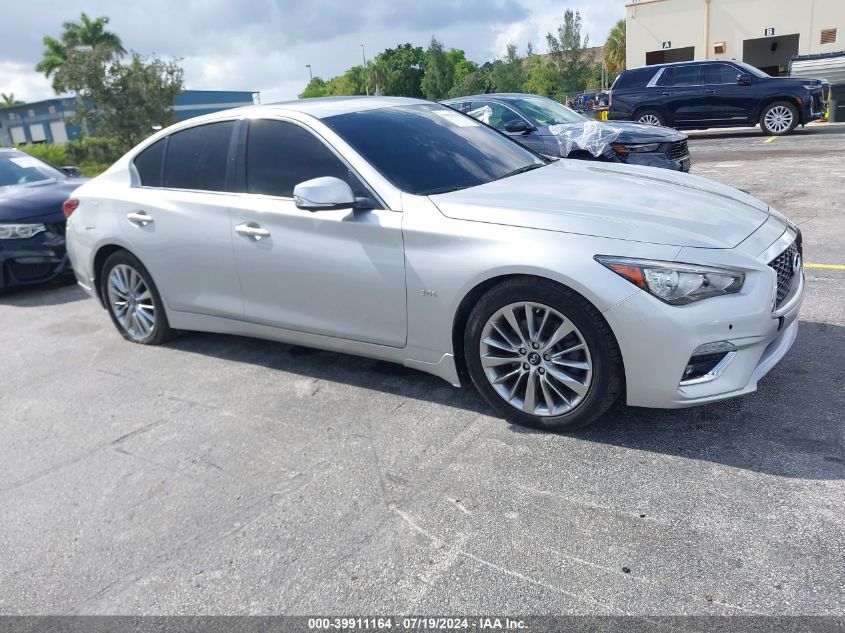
[{"left": 608, "top": 60, "right": 826, "bottom": 136}]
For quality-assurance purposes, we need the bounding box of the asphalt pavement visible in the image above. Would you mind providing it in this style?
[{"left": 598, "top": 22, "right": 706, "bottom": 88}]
[{"left": 1, "top": 124, "right": 843, "bottom": 616}]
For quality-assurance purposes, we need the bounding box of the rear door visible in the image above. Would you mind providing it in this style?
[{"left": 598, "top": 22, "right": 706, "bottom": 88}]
[
  {"left": 228, "top": 118, "right": 407, "bottom": 347},
  {"left": 699, "top": 63, "right": 757, "bottom": 124},
  {"left": 123, "top": 120, "right": 243, "bottom": 319},
  {"left": 655, "top": 64, "right": 705, "bottom": 125}
]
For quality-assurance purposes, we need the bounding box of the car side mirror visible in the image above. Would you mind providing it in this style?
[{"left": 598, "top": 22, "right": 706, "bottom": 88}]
[
  {"left": 60, "top": 165, "right": 81, "bottom": 177},
  {"left": 737, "top": 73, "right": 752, "bottom": 86},
  {"left": 293, "top": 177, "right": 357, "bottom": 212},
  {"left": 504, "top": 120, "right": 533, "bottom": 133}
]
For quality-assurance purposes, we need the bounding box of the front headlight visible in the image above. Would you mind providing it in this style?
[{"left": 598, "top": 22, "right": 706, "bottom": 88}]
[
  {"left": 611, "top": 143, "right": 662, "bottom": 156},
  {"left": 595, "top": 256, "right": 745, "bottom": 305},
  {"left": 0, "top": 223, "right": 47, "bottom": 240}
]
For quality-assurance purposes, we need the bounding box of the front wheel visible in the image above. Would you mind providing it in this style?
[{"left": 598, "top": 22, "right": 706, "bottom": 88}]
[
  {"left": 101, "top": 250, "right": 173, "bottom": 345},
  {"left": 464, "top": 278, "right": 623, "bottom": 431},
  {"left": 760, "top": 101, "right": 798, "bottom": 135}
]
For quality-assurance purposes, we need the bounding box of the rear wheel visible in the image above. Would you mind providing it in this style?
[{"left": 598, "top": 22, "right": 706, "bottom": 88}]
[
  {"left": 635, "top": 109, "right": 665, "bottom": 127},
  {"left": 101, "top": 250, "right": 173, "bottom": 345},
  {"left": 760, "top": 101, "right": 798, "bottom": 135},
  {"left": 464, "top": 278, "right": 623, "bottom": 431}
]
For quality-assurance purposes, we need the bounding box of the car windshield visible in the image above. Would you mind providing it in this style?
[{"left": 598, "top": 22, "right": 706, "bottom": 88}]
[
  {"left": 510, "top": 96, "right": 587, "bottom": 125},
  {"left": 0, "top": 151, "right": 65, "bottom": 188},
  {"left": 734, "top": 61, "right": 770, "bottom": 78},
  {"left": 322, "top": 103, "right": 546, "bottom": 195}
]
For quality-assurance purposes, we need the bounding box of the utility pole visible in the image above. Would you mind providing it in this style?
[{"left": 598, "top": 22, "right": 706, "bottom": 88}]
[
  {"left": 306, "top": 64, "right": 313, "bottom": 81},
  {"left": 361, "top": 44, "right": 369, "bottom": 96}
]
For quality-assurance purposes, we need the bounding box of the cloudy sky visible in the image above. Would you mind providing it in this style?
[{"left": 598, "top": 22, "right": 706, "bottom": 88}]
[{"left": 0, "top": 0, "right": 627, "bottom": 104}]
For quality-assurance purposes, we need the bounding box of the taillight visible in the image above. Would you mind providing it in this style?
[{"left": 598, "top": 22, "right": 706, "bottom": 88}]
[{"left": 63, "top": 198, "right": 80, "bottom": 219}]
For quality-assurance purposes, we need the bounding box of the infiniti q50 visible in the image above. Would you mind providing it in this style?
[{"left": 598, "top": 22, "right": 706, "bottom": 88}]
[{"left": 65, "top": 97, "right": 803, "bottom": 430}]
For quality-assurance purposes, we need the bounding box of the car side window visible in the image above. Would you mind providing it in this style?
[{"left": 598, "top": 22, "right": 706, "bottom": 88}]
[
  {"left": 659, "top": 65, "right": 701, "bottom": 87},
  {"left": 163, "top": 121, "right": 235, "bottom": 191},
  {"left": 134, "top": 138, "right": 165, "bottom": 187},
  {"left": 467, "top": 101, "right": 522, "bottom": 130},
  {"left": 704, "top": 64, "right": 740, "bottom": 85},
  {"left": 245, "top": 119, "right": 366, "bottom": 198}
]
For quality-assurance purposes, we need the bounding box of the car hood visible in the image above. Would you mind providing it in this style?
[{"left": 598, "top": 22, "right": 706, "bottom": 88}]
[
  {"left": 0, "top": 178, "right": 86, "bottom": 223},
  {"left": 548, "top": 120, "right": 685, "bottom": 144},
  {"left": 429, "top": 160, "right": 769, "bottom": 249}
]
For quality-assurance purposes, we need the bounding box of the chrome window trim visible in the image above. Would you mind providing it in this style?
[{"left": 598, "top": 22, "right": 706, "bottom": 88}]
[{"left": 646, "top": 68, "right": 666, "bottom": 88}]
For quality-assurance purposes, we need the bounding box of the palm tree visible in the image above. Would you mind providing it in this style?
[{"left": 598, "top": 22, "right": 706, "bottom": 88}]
[
  {"left": 35, "top": 13, "right": 125, "bottom": 92},
  {"left": 603, "top": 18, "right": 626, "bottom": 76},
  {"left": 369, "top": 57, "right": 395, "bottom": 96},
  {"left": 1, "top": 93, "right": 24, "bottom": 107}
]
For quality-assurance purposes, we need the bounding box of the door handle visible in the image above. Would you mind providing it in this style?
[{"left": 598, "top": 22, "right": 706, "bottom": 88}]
[
  {"left": 127, "top": 210, "right": 154, "bottom": 226},
  {"left": 235, "top": 222, "right": 271, "bottom": 240},
  {"left": 705, "top": 89, "right": 718, "bottom": 94}
]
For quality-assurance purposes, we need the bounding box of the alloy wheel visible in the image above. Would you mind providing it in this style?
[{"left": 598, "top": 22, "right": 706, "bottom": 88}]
[
  {"left": 638, "top": 114, "right": 661, "bottom": 126},
  {"left": 479, "top": 302, "right": 593, "bottom": 417},
  {"left": 107, "top": 264, "right": 157, "bottom": 342},
  {"left": 764, "top": 105, "right": 794, "bottom": 134}
]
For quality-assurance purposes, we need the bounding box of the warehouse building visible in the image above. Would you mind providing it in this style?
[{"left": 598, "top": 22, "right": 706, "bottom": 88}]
[
  {"left": 626, "top": 0, "right": 845, "bottom": 75},
  {"left": 0, "top": 89, "right": 257, "bottom": 147}
]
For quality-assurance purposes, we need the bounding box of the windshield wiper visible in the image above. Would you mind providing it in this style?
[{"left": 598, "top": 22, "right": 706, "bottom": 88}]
[
  {"left": 419, "top": 184, "right": 472, "bottom": 196},
  {"left": 500, "top": 163, "right": 546, "bottom": 180}
]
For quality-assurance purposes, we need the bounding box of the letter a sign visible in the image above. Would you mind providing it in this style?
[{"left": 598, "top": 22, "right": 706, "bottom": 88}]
[{"left": 662, "top": 41, "right": 672, "bottom": 49}]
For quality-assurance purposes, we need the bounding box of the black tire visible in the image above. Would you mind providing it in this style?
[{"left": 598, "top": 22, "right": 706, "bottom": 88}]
[
  {"left": 100, "top": 250, "right": 173, "bottom": 345},
  {"left": 759, "top": 101, "right": 799, "bottom": 136},
  {"left": 634, "top": 109, "right": 666, "bottom": 127},
  {"left": 464, "top": 277, "right": 624, "bottom": 431}
]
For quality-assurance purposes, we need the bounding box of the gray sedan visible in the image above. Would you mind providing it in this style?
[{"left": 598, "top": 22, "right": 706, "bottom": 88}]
[
  {"left": 444, "top": 93, "right": 691, "bottom": 171},
  {"left": 65, "top": 97, "right": 801, "bottom": 430}
]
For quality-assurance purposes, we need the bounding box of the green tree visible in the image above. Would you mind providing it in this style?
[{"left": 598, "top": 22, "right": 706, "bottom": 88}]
[
  {"left": 603, "top": 18, "right": 626, "bottom": 77},
  {"left": 447, "top": 69, "right": 491, "bottom": 97},
  {"left": 421, "top": 37, "right": 454, "bottom": 100},
  {"left": 369, "top": 57, "right": 394, "bottom": 96},
  {"left": 546, "top": 9, "right": 590, "bottom": 95},
  {"left": 325, "top": 65, "right": 366, "bottom": 96},
  {"left": 57, "top": 48, "right": 183, "bottom": 149},
  {"left": 522, "top": 54, "right": 556, "bottom": 97},
  {"left": 1, "top": 93, "right": 24, "bottom": 107},
  {"left": 36, "top": 13, "right": 125, "bottom": 92},
  {"left": 489, "top": 44, "right": 525, "bottom": 93},
  {"left": 299, "top": 77, "right": 328, "bottom": 98},
  {"left": 374, "top": 44, "right": 426, "bottom": 97}
]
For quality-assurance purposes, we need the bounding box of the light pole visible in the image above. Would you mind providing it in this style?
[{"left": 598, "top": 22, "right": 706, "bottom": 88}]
[
  {"left": 360, "top": 44, "right": 369, "bottom": 96},
  {"left": 306, "top": 64, "right": 313, "bottom": 81}
]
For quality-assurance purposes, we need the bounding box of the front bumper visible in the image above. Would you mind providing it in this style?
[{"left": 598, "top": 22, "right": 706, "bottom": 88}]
[
  {"left": 602, "top": 246, "right": 803, "bottom": 409},
  {"left": 624, "top": 151, "right": 691, "bottom": 172},
  {"left": 0, "top": 226, "right": 69, "bottom": 290}
]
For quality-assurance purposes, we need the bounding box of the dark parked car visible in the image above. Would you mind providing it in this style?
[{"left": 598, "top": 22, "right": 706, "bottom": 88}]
[
  {"left": 608, "top": 60, "right": 827, "bottom": 136},
  {"left": 444, "top": 93, "right": 691, "bottom": 172},
  {"left": 0, "top": 149, "right": 85, "bottom": 292}
]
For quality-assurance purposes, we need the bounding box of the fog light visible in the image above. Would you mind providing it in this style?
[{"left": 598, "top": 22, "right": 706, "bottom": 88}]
[{"left": 692, "top": 341, "right": 736, "bottom": 356}]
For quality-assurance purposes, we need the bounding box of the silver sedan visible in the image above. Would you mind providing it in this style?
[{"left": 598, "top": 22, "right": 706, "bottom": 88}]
[{"left": 65, "top": 97, "right": 803, "bottom": 430}]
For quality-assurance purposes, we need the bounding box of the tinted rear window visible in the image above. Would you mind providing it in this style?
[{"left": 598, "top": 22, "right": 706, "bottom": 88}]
[
  {"left": 163, "top": 121, "right": 235, "bottom": 191},
  {"left": 658, "top": 65, "right": 701, "bottom": 86},
  {"left": 322, "top": 104, "right": 544, "bottom": 196},
  {"left": 134, "top": 139, "right": 165, "bottom": 187},
  {"left": 612, "top": 67, "right": 658, "bottom": 89}
]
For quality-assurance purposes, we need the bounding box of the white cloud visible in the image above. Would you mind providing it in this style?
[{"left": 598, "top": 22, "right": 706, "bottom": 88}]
[{"left": 0, "top": 0, "right": 628, "bottom": 103}]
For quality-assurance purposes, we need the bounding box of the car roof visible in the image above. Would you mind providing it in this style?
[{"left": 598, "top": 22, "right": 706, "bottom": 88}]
[
  {"left": 238, "top": 96, "right": 429, "bottom": 120},
  {"left": 624, "top": 60, "right": 739, "bottom": 72}
]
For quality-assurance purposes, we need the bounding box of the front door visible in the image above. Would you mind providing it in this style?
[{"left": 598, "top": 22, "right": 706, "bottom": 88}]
[
  {"left": 699, "top": 63, "right": 758, "bottom": 124},
  {"left": 471, "top": 100, "right": 547, "bottom": 154},
  {"left": 229, "top": 118, "right": 407, "bottom": 347}
]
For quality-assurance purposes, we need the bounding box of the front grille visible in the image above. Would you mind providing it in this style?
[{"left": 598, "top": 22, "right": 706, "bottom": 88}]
[
  {"left": 667, "top": 139, "right": 688, "bottom": 160},
  {"left": 47, "top": 221, "right": 66, "bottom": 237},
  {"left": 7, "top": 261, "right": 56, "bottom": 282},
  {"left": 768, "top": 241, "right": 799, "bottom": 308}
]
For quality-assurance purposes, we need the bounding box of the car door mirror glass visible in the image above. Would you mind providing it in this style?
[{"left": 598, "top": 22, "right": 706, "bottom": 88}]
[
  {"left": 737, "top": 73, "right": 752, "bottom": 85},
  {"left": 293, "top": 176, "right": 356, "bottom": 212},
  {"left": 59, "top": 165, "right": 81, "bottom": 178}
]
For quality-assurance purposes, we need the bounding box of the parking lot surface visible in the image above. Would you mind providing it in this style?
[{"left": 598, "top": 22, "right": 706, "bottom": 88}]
[{"left": 1, "top": 125, "right": 843, "bottom": 615}]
